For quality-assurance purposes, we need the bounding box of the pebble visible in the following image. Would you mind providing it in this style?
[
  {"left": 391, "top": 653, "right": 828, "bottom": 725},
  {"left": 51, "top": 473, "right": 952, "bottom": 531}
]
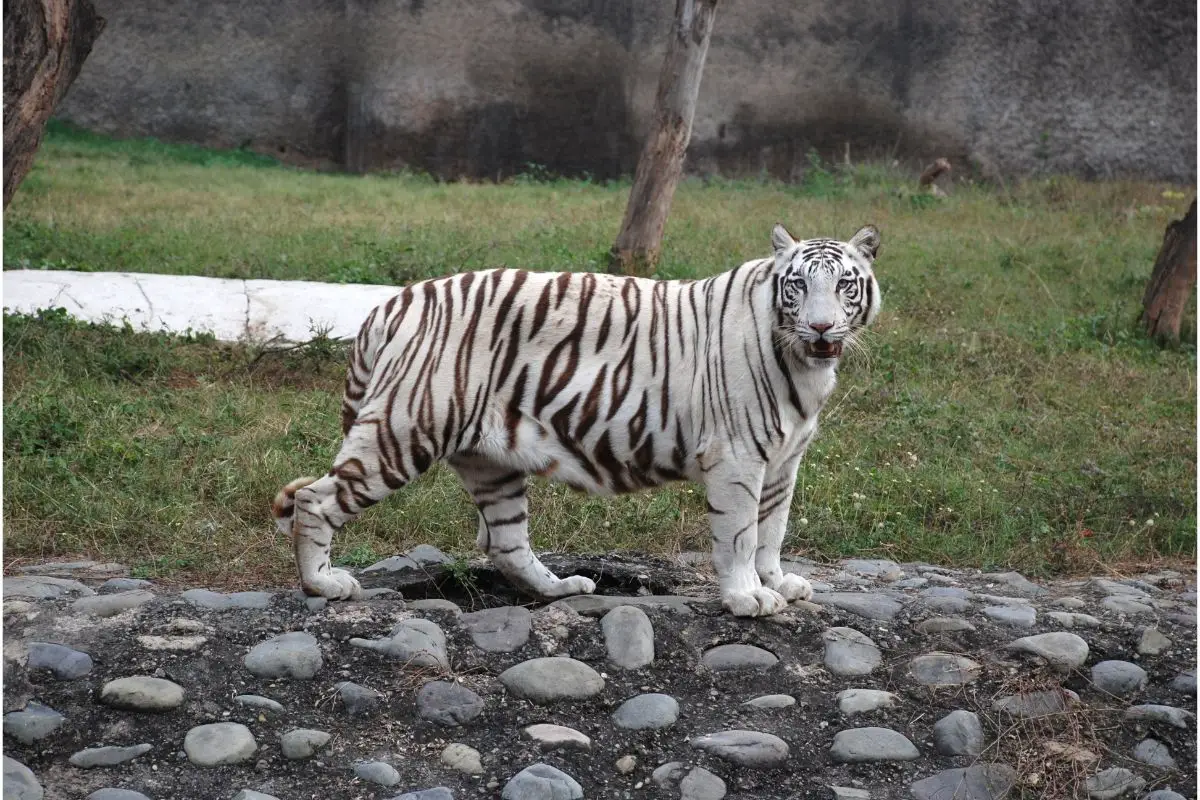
[
  {"left": 391, "top": 790, "right": 454, "bottom": 800},
  {"left": 362, "top": 544, "right": 450, "bottom": 573},
  {"left": 1045, "top": 611, "right": 1102, "bottom": 628},
  {"left": 982, "top": 604, "right": 1036, "bottom": 628},
  {"left": 984, "top": 571, "right": 1045, "bottom": 596},
  {"left": 829, "top": 788, "right": 870, "bottom": 800},
  {"left": 932, "top": 709, "right": 984, "bottom": 756},
  {"left": 1124, "top": 704, "right": 1194, "bottom": 728},
  {"left": 100, "top": 676, "right": 185, "bottom": 711},
  {"left": 3, "top": 755, "right": 43, "bottom": 800},
  {"left": 1143, "top": 792, "right": 1187, "bottom": 800},
  {"left": 87, "top": 791, "right": 149, "bottom": 800},
  {"left": 1170, "top": 669, "right": 1196, "bottom": 695},
  {"left": 460, "top": 606, "right": 532, "bottom": 652},
  {"left": 498, "top": 657, "right": 604, "bottom": 704},
  {"left": 136, "top": 634, "right": 207, "bottom": 651},
  {"left": 337, "top": 681, "right": 382, "bottom": 714},
  {"left": 523, "top": 724, "right": 592, "bottom": 751},
  {"left": 68, "top": 744, "right": 152, "bottom": 768},
  {"left": 1007, "top": 631, "right": 1089, "bottom": 671},
  {"left": 354, "top": 760, "right": 400, "bottom": 787},
  {"left": 811, "top": 592, "right": 903, "bottom": 620},
  {"left": 3, "top": 575, "right": 94, "bottom": 600},
  {"left": 1091, "top": 660, "right": 1149, "bottom": 696},
  {"left": 1051, "top": 596, "right": 1088, "bottom": 609},
  {"left": 843, "top": 558, "right": 904, "bottom": 581},
  {"left": 184, "top": 722, "right": 257, "bottom": 766},
  {"left": 908, "top": 653, "right": 982, "bottom": 686},
  {"left": 836, "top": 689, "right": 897, "bottom": 716},
  {"left": 600, "top": 605, "right": 655, "bottom": 669},
  {"left": 910, "top": 764, "right": 1017, "bottom": 800},
  {"left": 1090, "top": 578, "right": 1148, "bottom": 597},
  {"left": 407, "top": 598, "right": 463, "bottom": 616},
  {"left": 441, "top": 742, "right": 483, "bottom": 774},
  {"left": 922, "top": 596, "right": 972, "bottom": 614},
  {"left": 70, "top": 590, "right": 155, "bottom": 617},
  {"left": 415, "top": 680, "right": 484, "bottom": 726},
  {"left": 701, "top": 643, "right": 778, "bottom": 671},
  {"left": 279, "top": 728, "right": 330, "bottom": 759},
  {"left": 244, "top": 632, "right": 323, "bottom": 679},
  {"left": 551, "top": 594, "right": 695, "bottom": 616},
  {"left": 4, "top": 702, "right": 66, "bottom": 744},
  {"left": 1085, "top": 768, "right": 1145, "bottom": 799},
  {"left": 98, "top": 578, "right": 154, "bottom": 593},
  {"left": 233, "top": 694, "right": 285, "bottom": 715},
  {"left": 231, "top": 792, "right": 281, "bottom": 800},
  {"left": 612, "top": 693, "right": 679, "bottom": 729},
  {"left": 743, "top": 694, "right": 795, "bottom": 709},
  {"left": 1132, "top": 737, "right": 1175, "bottom": 769},
  {"left": 615, "top": 754, "right": 637, "bottom": 774},
  {"left": 1137, "top": 627, "right": 1171, "bottom": 655},
  {"left": 181, "top": 589, "right": 274, "bottom": 610},
  {"left": 501, "top": 763, "right": 584, "bottom": 800},
  {"left": 691, "top": 729, "right": 790, "bottom": 767},
  {"left": 915, "top": 616, "right": 975, "bottom": 634},
  {"left": 350, "top": 618, "right": 450, "bottom": 669},
  {"left": 993, "top": 689, "right": 1075, "bottom": 719},
  {"left": 679, "top": 766, "right": 726, "bottom": 800},
  {"left": 830, "top": 727, "right": 919, "bottom": 763},
  {"left": 822, "top": 627, "right": 881, "bottom": 676},
  {"left": 27, "top": 641, "right": 93, "bottom": 679},
  {"left": 1101, "top": 596, "right": 1154, "bottom": 615}
]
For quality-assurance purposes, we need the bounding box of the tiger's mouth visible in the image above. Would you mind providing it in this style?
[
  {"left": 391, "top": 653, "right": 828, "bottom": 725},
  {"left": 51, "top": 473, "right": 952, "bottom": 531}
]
[{"left": 805, "top": 340, "right": 843, "bottom": 359}]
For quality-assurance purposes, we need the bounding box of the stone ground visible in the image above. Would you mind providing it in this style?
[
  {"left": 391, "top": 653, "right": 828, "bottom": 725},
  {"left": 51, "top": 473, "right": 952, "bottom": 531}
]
[{"left": 2, "top": 551, "right": 1196, "bottom": 800}]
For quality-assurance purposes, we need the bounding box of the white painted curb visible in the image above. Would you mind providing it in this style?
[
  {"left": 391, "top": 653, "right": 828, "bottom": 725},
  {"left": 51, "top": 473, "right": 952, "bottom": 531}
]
[{"left": 3, "top": 270, "right": 401, "bottom": 344}]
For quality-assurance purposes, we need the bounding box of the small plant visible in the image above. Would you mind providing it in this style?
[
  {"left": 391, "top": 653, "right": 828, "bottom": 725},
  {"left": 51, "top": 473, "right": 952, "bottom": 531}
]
[{"left": 335, "top": 544, "right": 380, "bottom": 568}]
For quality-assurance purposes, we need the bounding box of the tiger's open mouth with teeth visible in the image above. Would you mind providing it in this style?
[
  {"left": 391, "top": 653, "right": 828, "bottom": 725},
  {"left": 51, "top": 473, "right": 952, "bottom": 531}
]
[{"left": 806, "top": 340, "right": 843, "bottom": 359}]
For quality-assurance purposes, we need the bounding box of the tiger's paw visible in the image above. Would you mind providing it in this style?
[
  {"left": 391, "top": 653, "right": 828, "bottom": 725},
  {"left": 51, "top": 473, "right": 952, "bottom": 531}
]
[
  {"left": 774, "top": 573, "right": 814, "bottom": 603},
  {"left": 302, "top": 568, "right": 363, "bottom": 601},
  {"left": 722, "top": 587, "right": 787, "bottom": 617},
  {"left": 541, "top": 575, "right": 597, "bottom": 599}
]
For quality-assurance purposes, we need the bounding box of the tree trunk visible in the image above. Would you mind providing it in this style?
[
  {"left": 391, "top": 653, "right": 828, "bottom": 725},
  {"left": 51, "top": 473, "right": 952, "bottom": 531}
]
[
  {"left": 608, "top": 0, "right": 719, "bottom": 276},
  {"left": 3, "top": 0, "right": 105, "bottom": 209},
  {"left": 1140, "top": 198, "right": 1196, "bottom": 345}
]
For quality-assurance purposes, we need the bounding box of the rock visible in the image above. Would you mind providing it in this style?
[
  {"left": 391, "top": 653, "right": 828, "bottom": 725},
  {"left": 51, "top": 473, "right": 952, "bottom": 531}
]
[
  {"left": 231, "top": 792, "right": 281, "bottom": 800},
  {"left": 1170, "top": 669, "right": 1196, "bottom": 695},
  {"left": 600, "top": 606, "right": 654, "bottom": 669},
  {"left": 3, "top": 702, "right": 66, "bottom": 744},
  {"left": 1132, "top": 738, "right": 1175, "bottom": 769},
  {"left": 1090, "top": 578, "right": 1149, "bottom": 597},
  {"left": 441, "top": 742, "right": 483, "bottom": 774},
  {"left": 1052, "top": 596, "right": 1088, "bottom": 609},
  {"left": 908, "top": 653, "right": 982, "bottom": 686},
  {"left": 1143, "top": 792, "right": 1187, "bottom": 800},
  {"left": 523, "top": 724, "right": 592, "bottom": 751},
  {"left": 98, "top": 578, "right": 154, "bottom": 593},
  {"left": 1124, "top": 704, "right": 1194, "bottom": 728},
  {"left": 498, "top": 657, "right": 604, "bottom": 704},
  {"left": 933, "top": 710, "right": 985, "bottom": 756},
  {"left": 86, "top": 792, "right": 149, "bottom": 800},
  {"left": 652, "top": 762, "right": 687, "bottom": 788},
  {"left": 416, "top": 681, "right": 484, "bottom": 726},
  {"left": 3, "top": 576, "right": 94, "bottom": 600},
  {"left": 3, "top": 755, "right": 43, "bottom": 800},
  {"left": 983, "top": 571, "right": 1045, "bottom": 596},
  {"left": 993, "top": 689, "right": 1076, "bottom": 719},
  {"left": 836, "top": 689, "right": 897, "bottom": 716},
  {"left": 460, "top": 606, "right": 532, "bottom": 653},
  {"left": 184, "top": 722, "right": 257, "bottom": 766},
  {"left": 691, "top": 730, "right": 790, "bottom": 767},
  {"left": 362, "top": 544, "right": 451, "bottom": 573},
  {"left": 612, "top": 693, "right": 679, "bottom": 729},
  {"left": 1137, "top": 627, "right": 1171, "bottom": 655},
  {"left": 408, "top": 598, "right": 463, "bottom": 616},
  {"left": 982, "top": 604, "right": 1036, "bottom": 628},
  {"left": 811, "top": 592, "right": 903, "bottom": 620},
  {"left": 244, "top": 632, "right": 322, "bottom": 679},
  {"left": 828, "top": 788, "right": 870, "bottom": 800},
  {"left": 923, "top": 596, "right": 972, "bottom": 614},
  {"left": 70, "top": 590, "right": 155, "bottom": 617},
  {"left": 842, "top": 558, "right": 904, "bottom": 581},
  {"left": 1091, "top": 661, "right": 1149, "bottom": 697},
  {"left": 501, "top": 763, "right": 584, "bottom": 800},
  {"left": 233, "top": 695, "right": 285, "bottom": 715},
  {"left": 829, "top": 727, "right": 919, "bottom": 763},
  {"left": 1085, "top": 768, "right": 1145, "bottom": 799},
  {"left": 615, "top": 755, "right": 637, "bottom": 774},
  {"left": 1046, "top": 611, "right": 1102, "bottom": 628},
  {"left": 279, "top": 728, "right": 330, "bottom": 759},
  {"left": 909, "top": 765, "right": 1017, "bottom": 800},
  {"left": 136, "top": 634, "right": 207, "bottom": 651},
  {"left": 350, "top": 618, "right": 449, "bottom": 669},
  {"left": 181, "top": 589, "right": 274, "bottom": 610},
  {"left": 743, "top": 694, "right": 795, "bottom": 709},
  {"left": 337, "top": 681, "right": 382, "bottom": 715},
  {"left": 915, "top": 617, "right": 975, "bottom": 634},
  {"left": 550, "top": 594, "right": 695, "bottom": 617},
  {"left": 354, "top": 761, "right": 400, "bottom": 787},
  {"left": 390, "top": 790, "right": 454, "bottom": 800},
  {"left": 894, "top": 577, "right": 929, "bottom": 589},
  {"left": 1101, "top": 596, "right": 1154, "bottom": 615},
  {"left": 702, "top": 643, "right": 778, "bottom": 671},
  {"left": 679, "top": 767, "right": 726, "bottom": 800},
  {"left": 68, "top": 744, "right": 152, "bottom": 768},
  {"left": 976, "top": 593, "right": 1033, "bottom": 607},
  {"left": 1007, "top": 631, "right": 1089, "bottom": 670},
  {"left": 27, "top": 641, "right": 93, "bottom": 679},
  {"left": 822, "top": 627, "right": 881, "bottom": 676},
  {"left": 100, "top": 676, "right": 185, "bottom": 711},
  {"left": 15, "top": 560, "right": 125, "bottom": 577}
]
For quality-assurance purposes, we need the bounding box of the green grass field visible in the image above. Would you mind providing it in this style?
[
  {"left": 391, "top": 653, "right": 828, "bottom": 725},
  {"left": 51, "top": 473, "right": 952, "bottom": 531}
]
[{"left": 3, "top": 122, "right": 1195, "bottom": 587}]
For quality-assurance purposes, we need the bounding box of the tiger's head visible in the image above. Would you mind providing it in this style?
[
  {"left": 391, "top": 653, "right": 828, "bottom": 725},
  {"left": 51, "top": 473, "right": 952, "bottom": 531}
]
[{"left": 770, "top": 222, "right": 881, "bottom": 365}]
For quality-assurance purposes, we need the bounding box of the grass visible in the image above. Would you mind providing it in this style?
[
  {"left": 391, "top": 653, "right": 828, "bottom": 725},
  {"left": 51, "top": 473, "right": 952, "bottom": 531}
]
[{"left": 2, "top": 122, "right": 1195, "bottom": 588}]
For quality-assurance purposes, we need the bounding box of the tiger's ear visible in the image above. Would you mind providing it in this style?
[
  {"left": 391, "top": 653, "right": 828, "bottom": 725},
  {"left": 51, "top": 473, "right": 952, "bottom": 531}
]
[
  {"left": 771, "top": 223, "right": 797, "bottom": 255},
  {"left": 849, "top": 225, "right": 880, "bottom": 261}
]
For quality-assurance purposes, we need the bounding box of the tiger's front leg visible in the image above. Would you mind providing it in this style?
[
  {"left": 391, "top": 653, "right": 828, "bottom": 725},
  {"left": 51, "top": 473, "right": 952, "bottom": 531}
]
[
  {"left": 755, "top": 455, "right": 812, "bottom": 603},
  {"left": 703, "top": 460, "right": 788, "bottom": 617}
]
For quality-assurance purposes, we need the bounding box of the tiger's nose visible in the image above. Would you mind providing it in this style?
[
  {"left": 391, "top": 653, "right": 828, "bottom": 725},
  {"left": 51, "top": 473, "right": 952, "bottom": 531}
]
[{"left": 811, "top": 322, "right": 833, "bottom": 335}]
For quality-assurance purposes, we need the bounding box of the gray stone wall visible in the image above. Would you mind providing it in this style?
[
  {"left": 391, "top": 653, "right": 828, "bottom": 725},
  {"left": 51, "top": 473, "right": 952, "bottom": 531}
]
[{"left": 57, "top": 0, "right": 1196, "bottom": 181}]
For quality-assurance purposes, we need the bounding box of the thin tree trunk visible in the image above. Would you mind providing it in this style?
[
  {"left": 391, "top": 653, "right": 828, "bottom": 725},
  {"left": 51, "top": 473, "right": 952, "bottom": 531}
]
[
  {"left": 608, "top": 0, "right": 719, "bottom": 276},
  {"left": 1140, "top": 199, "right": 1196, "bottom": 345},
  {"left": 3, "top": 0, "right": 105, "bottom": 209}
]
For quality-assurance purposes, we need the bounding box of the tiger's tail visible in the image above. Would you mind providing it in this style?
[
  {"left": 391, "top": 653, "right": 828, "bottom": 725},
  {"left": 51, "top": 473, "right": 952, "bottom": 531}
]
[{"left": 271, "top": 476, "right": 320, "bottom": 537}]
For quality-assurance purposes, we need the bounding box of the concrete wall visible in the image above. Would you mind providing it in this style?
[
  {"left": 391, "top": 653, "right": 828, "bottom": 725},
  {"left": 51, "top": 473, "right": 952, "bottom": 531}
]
[{"left": 57, "top": 0, "right": 1196, "bottom": 181}]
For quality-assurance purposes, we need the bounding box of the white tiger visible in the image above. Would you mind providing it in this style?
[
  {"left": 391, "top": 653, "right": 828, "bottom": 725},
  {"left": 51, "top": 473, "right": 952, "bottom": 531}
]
[{"left": 273, "top": 223, "right": 882, "bottom": 617}]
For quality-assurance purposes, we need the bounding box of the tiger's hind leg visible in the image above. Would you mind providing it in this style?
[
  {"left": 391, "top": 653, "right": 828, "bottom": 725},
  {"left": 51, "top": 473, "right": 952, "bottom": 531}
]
[{"left": 450, "top": 455, "right": 596, "bottom": 599}]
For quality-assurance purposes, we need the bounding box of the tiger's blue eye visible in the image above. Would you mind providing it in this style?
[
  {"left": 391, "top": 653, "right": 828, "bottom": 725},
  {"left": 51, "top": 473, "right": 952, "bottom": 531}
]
[
  {"left": 795, "top": 279, "right": 807, "bottom": 292},
  {"left": 838, "top": 278, "right": 855, "bottom": 293}
]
